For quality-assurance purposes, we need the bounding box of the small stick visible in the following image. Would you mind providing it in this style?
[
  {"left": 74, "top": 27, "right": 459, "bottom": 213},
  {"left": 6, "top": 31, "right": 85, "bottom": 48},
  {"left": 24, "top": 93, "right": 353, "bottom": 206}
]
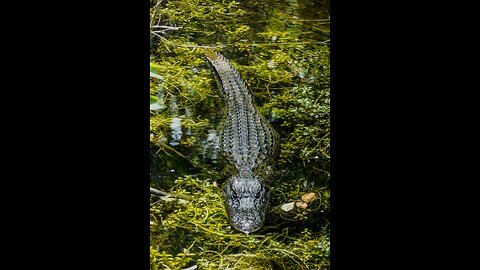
[
  {"left": 150, "top": 187, "right": 195, "bottom": 201},
  {"left": 150, "top": 187, "right": 169, "bottom": 196}
]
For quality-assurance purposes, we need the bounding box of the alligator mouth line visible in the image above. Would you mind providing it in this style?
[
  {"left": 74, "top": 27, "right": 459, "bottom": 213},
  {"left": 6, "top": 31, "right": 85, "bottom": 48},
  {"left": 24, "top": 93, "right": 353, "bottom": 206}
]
[{"left": 204, "top": 49, "right": 278, "bottom": 234}]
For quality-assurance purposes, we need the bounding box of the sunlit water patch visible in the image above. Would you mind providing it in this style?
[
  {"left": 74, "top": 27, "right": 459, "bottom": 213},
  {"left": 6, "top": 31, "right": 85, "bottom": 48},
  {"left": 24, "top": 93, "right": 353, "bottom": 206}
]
[
  {"left": 201, "top": 129, "right": 218, "bottom": 162},
  {"left": 169, "top": 117, "right": 183, "bottom": 146}
]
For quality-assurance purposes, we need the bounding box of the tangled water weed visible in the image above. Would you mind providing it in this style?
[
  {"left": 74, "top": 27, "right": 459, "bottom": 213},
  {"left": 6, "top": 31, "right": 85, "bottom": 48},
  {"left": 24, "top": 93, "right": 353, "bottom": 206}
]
[{"left": 150, "top": 176, "right": 330, "bottom": 269}]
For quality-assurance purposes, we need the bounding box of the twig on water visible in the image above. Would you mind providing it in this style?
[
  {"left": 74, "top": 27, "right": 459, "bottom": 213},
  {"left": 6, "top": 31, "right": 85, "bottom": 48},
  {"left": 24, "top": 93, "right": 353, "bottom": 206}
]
[
  {"left": 150, "top": 187, "right": 195, "bottom": 201},
  {"left": 151, "top": 25, "right": 183, "bottom": 30},
  {"left": 150, "top": 187, "right": 169, "bottom": 196}
]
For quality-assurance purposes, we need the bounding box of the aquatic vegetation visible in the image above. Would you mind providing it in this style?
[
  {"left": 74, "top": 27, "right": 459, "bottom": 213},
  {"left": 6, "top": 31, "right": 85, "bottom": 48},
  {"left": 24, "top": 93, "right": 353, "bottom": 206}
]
[
  {"left": 150, "top": 0, "right": 330, "bottom": 268},
  {"left": 150, "top": 176, "right": 330, "bottom": 269}
]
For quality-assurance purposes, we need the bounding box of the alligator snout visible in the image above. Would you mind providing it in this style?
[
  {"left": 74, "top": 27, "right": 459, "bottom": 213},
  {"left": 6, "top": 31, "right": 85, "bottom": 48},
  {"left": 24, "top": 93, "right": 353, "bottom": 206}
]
[
  {"left": 230, "top": 209, "right": 264, "bottom": 234},
  {"left": 224, "top": 176, "right": 270, "bottom": 234}
]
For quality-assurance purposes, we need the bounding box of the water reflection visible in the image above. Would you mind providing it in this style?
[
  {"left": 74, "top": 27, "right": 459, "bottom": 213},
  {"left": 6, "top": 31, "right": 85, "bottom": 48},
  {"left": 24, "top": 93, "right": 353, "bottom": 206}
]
[
  {"left": 201, "top": 129, "right": 218, "bottom": 162},
  {"left": 169, "top": 95, "right": 179, "bottom": 115},
  {"left": 185, "top": 107, "right": 193, "bottom": 136},
  {"left": 169, "top": 117, "right": 182, "bottom": 146}
]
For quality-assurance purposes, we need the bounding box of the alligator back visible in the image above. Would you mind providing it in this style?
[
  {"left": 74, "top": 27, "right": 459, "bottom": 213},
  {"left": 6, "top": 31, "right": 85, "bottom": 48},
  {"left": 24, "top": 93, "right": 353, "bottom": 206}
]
[{"left": 204, "top": 50, "right": 278, "bottom": 176}]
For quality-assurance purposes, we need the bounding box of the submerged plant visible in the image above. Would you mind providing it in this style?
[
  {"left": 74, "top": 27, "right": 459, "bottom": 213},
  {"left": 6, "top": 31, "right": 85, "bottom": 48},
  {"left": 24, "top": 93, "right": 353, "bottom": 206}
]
[{"left": 150, "top": 176, "right": 329, "bottom": 269}]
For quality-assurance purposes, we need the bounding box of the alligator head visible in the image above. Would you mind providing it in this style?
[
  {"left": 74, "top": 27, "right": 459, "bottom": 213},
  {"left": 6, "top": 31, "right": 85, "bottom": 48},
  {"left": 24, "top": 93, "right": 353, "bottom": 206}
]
[{"left": 223, "top": 175, "right": 269, "bottom": 234}]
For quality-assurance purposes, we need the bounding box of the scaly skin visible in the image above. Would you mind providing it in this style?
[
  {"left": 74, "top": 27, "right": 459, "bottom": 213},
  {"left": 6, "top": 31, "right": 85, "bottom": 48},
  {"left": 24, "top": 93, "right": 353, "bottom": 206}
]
[{"left": 204, "top": 49, "right": 278, "bottom": 234}]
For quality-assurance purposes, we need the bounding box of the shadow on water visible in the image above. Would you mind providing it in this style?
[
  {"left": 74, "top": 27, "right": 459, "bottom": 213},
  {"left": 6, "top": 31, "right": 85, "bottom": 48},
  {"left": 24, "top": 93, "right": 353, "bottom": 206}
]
[{"left": 149, "top": 115, "right": 222, "bottom": 190}]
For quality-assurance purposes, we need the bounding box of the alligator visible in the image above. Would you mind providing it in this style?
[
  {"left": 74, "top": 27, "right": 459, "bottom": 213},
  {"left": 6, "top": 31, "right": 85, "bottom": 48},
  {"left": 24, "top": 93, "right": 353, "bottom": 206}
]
[{"left": 204, "top": 49, "right": 279, "bottom": 234}]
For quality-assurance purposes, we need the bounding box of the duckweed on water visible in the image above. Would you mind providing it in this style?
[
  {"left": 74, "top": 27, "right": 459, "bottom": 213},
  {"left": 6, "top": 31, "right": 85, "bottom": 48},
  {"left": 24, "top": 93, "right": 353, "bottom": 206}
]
[{"left": 150, "top": 0, "right": 330, "bottom": 269}]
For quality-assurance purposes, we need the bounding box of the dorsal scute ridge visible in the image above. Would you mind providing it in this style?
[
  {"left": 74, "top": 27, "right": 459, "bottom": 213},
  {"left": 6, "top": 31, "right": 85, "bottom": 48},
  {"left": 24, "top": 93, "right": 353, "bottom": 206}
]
[{"left": 205, "top": 51, "right": 256, "bottom": 103}]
